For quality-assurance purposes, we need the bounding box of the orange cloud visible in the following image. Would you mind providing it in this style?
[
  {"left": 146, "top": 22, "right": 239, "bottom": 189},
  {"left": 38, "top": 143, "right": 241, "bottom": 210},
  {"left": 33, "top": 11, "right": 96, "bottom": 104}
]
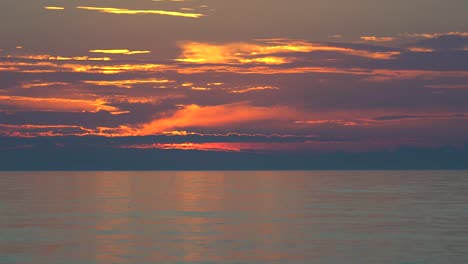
[
  {"left": 173, "top": 65, "right": 371, "bottom": 75},
  {"left": 122, "top": 143, "right": 242, "bottom": 152},
  {"left": 0, "top": 95, "right": 120, "bottom": 113},
  {"left": 0, "top": 59, "right": 167, "bottom": 75},
  {"left": 176, "top": 39, "right": 400, "bottom": 64},
  {"left": 76, "top": 6, "right": 203, "bottom": 18},
  {"left": 175, "top": 42, "right": 263, "bottom": 64},
  {"left": 3, "top": 57, "right": 465, "bottom": 80},
  {"left": 137, "top": 103, "right": 300, "bottom": 135}
]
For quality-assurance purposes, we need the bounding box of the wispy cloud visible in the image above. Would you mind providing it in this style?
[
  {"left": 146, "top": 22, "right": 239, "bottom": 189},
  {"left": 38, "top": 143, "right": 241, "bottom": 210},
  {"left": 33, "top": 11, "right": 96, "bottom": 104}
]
[
  {"left": 407, "top": 47, "right": 435, "bottom": 52},
  {"left": 82, "top": 78, "right": 173, "bottom": 89},
  {"left": 20, "top": 81, "right": 69, "bottom": 89},
  {"left": 405, "top": 32, "right": 468, "bottom": 39},
  {"left": 360, "top": 36, "right": 396, "bottom": 42},
  {"left": 4, "top": 54, "right": 111, "bottom": 61},
  {"left": 89, "top": 49, "right": 151, "bottom": 55},
  {"left": 44, "top": 6, "right": 64, "bottom": 10},
  {"left": 76, "top": 6, "right": 203, "bottom": 18},
  {"left": 228, "top": 86, "right": 279, "bottom": 94},
  {"left": 0, "top": 95, "right": 120, "bottom": 113},
  {"left": 425, "top": 84, "right": 468, "bottom": 89},
  {"left": 0, "top": 124, "right": 135, "bottom": 137},
  {"left": 371, "top": 114, "right": 467, "bottom": 121}
]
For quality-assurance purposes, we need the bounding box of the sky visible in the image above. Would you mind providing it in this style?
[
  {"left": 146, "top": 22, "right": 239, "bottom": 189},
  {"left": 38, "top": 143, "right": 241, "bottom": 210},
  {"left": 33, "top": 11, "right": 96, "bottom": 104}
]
[{"left": 0, "top": 0, "right": 468, "bottom": 168}]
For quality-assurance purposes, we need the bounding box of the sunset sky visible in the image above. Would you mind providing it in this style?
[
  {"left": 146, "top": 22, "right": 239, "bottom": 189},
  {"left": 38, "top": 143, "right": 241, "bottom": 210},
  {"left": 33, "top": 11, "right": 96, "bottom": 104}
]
[{"left": 1, "top": 0, "right": 468, "bottom": 167}]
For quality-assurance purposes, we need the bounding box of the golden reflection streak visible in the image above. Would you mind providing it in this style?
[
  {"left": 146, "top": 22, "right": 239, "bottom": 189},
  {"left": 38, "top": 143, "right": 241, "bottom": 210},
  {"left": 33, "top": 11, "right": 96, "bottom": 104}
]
[
  {"left": 168, "top": 172, "right": 226, "bottom": 262},
  {"left": 94, "top": 173, "right": 132, "bottom": 264},
  {"left": 77, "top": 6, "right": 203, "bottom": 18}
]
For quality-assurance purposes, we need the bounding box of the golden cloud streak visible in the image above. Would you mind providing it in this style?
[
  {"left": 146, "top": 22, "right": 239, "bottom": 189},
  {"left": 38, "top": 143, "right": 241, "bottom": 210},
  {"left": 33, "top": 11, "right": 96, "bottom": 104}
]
[
  {"left": 76, "top": 6, "right": 203, "bottom": 18},
  {"left": 2, "top": 59, "right": 467, "bottom": 80},
  {"left": 44, "top": 6, "right": 64, "bottom": 10},
  {"left": 82, "top": 78, "right": 173, "bottom": 88},
  {"left": 6, "top": 54, "right": 111, "bottom": 61},
  {"left": 21, "top": 81, "right": 69, "bottom": 89},
  {"left": 176, "top": 40, "right": 401, "bottom": 65},
  {"left": 190, "top": 87, "right": 211, "bottom": 91},
  {"left": 89, "top": 49, "right": 151, "bottom": 55},
  {"left": 69, "top": 63, "right": 164, "bottom": 74},
  {"left": 229, "top": 86, "right": 279, "bottom": 94}
]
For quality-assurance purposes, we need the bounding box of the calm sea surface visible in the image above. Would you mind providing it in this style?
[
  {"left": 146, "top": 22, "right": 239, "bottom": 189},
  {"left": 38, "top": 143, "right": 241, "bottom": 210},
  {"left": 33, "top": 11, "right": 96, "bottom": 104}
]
[{"left": 1, "top": 171, "right": 467, "bottom": 264}]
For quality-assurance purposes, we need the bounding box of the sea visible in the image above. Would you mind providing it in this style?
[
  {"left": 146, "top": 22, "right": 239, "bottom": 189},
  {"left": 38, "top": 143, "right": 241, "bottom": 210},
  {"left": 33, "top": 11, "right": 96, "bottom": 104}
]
[{"left": 1, "top": 171, "right": 467, "bottom": 264}]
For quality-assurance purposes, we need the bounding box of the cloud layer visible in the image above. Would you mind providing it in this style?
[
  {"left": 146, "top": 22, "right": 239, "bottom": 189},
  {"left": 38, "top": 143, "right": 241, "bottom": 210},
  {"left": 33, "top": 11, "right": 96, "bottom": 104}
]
[{"left": 1, "top": 0, "right": 467, "bottom": 156}]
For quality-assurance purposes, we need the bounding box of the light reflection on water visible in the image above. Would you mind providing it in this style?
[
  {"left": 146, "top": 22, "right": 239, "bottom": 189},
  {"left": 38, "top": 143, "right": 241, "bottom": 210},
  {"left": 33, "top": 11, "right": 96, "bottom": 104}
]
[{"left": 1, "top": 171, "right": 468, "bottom": 264}]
